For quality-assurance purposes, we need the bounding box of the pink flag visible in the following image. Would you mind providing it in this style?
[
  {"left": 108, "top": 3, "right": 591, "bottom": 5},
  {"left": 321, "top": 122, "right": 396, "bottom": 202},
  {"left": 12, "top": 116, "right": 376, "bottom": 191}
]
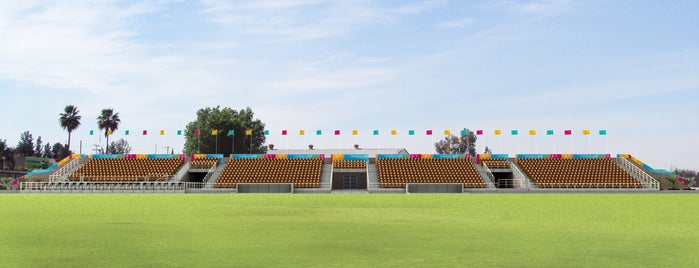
[
  {"left": 142, "top": 130, "right": 148, "bottom": 135},
  {"left": 282, "top": 130, "right": 288, "bottom": 136},
  {"left": 564, "top": 130, "right": 572, "bottom": 135},
  {"left": 426, "top": 130, "right": 433, "bottom": 135},
  {"left": 476, "top": 130, "right": 483, "bottom": 135},
  {"left": 194, "top": 130, "right": 200, "bottom": 136},
  {"left": 334, "top": 130, "right": 340, "bottom": 135}
]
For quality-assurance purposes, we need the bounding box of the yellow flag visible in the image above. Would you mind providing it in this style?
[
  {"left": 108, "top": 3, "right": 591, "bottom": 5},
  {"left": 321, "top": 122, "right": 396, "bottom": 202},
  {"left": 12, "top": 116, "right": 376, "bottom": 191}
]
[
  {"left": 390, "top": 129, "right": 397, "bottom": 135},
  {"left": 245, "top": 129, "right": 252, "bottom": 136},
  {"left": 494, "top": 129, "right": 501, "bottom": 135},
  {"left": 299, "top": 130, "right": 305, "bottom": 136},
  {"left": 160, "top": 130, "right": 165, "bottom": 135},
  {"left": 107, "top": 129, "right": 112, "bottom": 136},
  {"left": 211, "top": 130, "right": 218, "bottom": 135},
  {"left": 582, "top": 129, "right": 590, "bottom": 135},
  {"left": 352, "top": 130, "right": 358, "bottom": 135},
  {"left": 444, "top": 130, "right": 451, "bottom": 135},
  {"left": 529, "top": 130, "right": 536, "bottom": 135}
]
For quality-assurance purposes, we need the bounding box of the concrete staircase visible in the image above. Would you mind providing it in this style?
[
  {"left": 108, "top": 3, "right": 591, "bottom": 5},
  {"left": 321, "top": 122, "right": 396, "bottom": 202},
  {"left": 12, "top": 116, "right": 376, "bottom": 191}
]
[
  {"left": 510, "top": 161, "right": 537, "bottom": 189},
  {"left": 320, "top": 164, "right": 333, "bottom": 189},
  {"left": 473, "top": 164, "right": 496, "bottom": 189},
  {"left": 204, "top": 161, "right": 228, "bottom": 188},
  {"left": 613, "top": 158, "right": 660, "bottom": 189},
  {"left": 49, "top": 158, "right": 88, "bottom": 182}
]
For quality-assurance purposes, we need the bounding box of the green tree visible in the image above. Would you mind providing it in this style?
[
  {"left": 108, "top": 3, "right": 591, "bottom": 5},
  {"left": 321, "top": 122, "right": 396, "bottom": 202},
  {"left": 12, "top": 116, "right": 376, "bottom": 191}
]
[
  {"left": 184, "top": 106, "right": 266, "bottom": 155},
  {"left": 106, "top": 139, "right": 132, "bottom": 154},
  {"left": 59, "top": 105, "right": 81, "bottom": 152},
  {"left": 52, "top": 143, "right": 70, "bottom": 160},
  {"left": 434, "top": 128, "right": 477, "bottom": 156},
  {"left": 1, "top": 139, "right": 15, "bottom": 169},
  {"left": 34, "top": 136, "right": 43, "bottom": 157},
  {"left": 15, "top": 131, "right": 35, "bottom": 156},
  {"left": 97, "top": 108, "right": 121, "bottom": 154},
  {"left": 42, "top": 143, "right": 53, "bottom": 158}
]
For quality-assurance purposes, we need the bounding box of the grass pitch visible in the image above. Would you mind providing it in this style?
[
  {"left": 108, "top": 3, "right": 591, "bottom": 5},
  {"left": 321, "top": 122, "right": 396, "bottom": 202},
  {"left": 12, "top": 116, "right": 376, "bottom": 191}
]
[{"left": 1, "top": 194, "right": 698, "bottom": 267}]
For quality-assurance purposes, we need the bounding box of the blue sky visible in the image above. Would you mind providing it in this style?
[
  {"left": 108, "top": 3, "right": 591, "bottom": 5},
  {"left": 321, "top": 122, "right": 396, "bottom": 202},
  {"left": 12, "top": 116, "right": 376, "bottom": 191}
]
[{"left": 1, "top": 0, "right": 697, "bottom": 170}]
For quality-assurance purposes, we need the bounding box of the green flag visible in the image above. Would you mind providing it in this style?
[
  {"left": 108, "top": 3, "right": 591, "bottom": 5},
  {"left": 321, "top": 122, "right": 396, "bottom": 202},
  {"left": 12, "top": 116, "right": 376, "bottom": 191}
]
[
  {"left": 599, "top": 130, "right": 607, "bottom": 135},
  {"left": 408, "top": 130, "right": 415, "bottom": 135},
  {"left": 124, "top": 130, "right": 129, "bottom": 136},
  {"left": 511, "top": 130, "right": 519, "bottom": 135},
  {"left": 373, "top": 130, "right": 379, "bottom": 136},
  {"left": 546, "top": 130, "right": 554, "bottom": 135},
  {"left": 227, "top": 130, "right": 234, "bottom": 136}
]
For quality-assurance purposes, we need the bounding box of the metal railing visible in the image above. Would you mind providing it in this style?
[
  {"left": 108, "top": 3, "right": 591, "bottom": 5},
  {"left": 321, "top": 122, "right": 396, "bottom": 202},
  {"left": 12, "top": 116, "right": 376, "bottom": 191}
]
[
  {"left": 617, "top": 157, "right": 660, "bottom": 189},
  {"left": 49, "top": 158, "right": 84, "bottom": 182},
  {"left": 510, "top": 162, "right": 534, "bottom": 188},
  {"left": 482, "top": 162, "right": 496, "bottom": 184},
  {"left": 172, "top": 162, "right": 190, "bottom": 182}
]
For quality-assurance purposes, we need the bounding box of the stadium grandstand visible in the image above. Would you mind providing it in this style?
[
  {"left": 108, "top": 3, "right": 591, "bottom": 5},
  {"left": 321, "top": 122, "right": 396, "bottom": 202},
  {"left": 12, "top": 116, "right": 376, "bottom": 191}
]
[{"left": 15, "top": 147, "right": 671, "bottom": 193}]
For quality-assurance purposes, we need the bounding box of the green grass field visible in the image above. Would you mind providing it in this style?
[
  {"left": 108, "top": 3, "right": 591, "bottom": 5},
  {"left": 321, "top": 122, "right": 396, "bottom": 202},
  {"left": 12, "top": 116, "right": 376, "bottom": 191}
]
[{"left": 2, "top": 194, "right": 698, "bottom": 267}]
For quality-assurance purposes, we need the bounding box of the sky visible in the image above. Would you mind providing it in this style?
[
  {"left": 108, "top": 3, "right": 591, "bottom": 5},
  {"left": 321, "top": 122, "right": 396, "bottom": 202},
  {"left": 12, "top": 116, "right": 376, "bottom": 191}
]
[{"left": 0, "top": 0, "right": 698, "bottom": 170}]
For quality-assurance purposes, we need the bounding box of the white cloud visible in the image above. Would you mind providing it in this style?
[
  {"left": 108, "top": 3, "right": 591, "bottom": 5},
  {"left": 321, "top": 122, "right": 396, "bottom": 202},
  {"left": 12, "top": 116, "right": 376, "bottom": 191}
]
[{"left": 490, "top": 0, "right": 569, "bottom": 14}]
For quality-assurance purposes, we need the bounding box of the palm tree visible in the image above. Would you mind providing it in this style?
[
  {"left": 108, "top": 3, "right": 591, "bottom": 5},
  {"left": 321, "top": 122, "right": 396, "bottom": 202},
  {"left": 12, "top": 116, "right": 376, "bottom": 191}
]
[
  {"left": 97, "top": 108, "right": 121, "bottom": 154},
  {"left": 59, "top": 105, "right": 81, "bottom": 152}
]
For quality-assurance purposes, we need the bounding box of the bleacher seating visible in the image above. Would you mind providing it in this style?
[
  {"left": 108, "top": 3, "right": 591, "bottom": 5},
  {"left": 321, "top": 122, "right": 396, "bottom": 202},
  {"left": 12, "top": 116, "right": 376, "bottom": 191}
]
[
  {"left": 190, "top": 158, "right": 219, "bottom": 168},
  {"left": 214, "top": 158, "right": 323, "bottom": 188},
  {"left": 517, "top": 158, "right": 642, "bottom": 188},
  {"left": 482, "top": 159, "right": 509, "bottom": 169},
  {"left": 333, "top": 160, "right": 367, "bottom": 169},
  {"left": 376, "top": 158, "right": 486, "bottom": 188},
  {"left": 69, "top": 158, "right": 183, "bottom": 182}
]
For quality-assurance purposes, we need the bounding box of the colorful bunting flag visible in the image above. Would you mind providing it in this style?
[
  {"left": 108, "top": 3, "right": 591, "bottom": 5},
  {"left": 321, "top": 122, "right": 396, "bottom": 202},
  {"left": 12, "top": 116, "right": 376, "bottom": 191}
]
[
  {"left": 142, "top": 130, "right": 148, "bottom": 135},
  {"left": 408, "top": 130, "right": 415, "bottom": 135},
  {"left": 263, "top": 130, "right": 269, "bottom": 136},
  {"left": 582, "top": 129, "right": 590, "bottom": 135},
  {"left": 390, "top": 130, "right": 397, "bottom": 135},
  {"left": 352, "top": 130, "right": 359, "bottom": 135},
  {"left": 227, "top": 130, "right": 234, "bottom": 136},
  {"left": 493, "top": 130, "right": 500, "bottom": 136},
  {"left": 177, "top": 130, "right": 182, "bottom": 135},
  {"left": 334, "top": 130, "right": 340, "bottom": 135},
  {"left": 125, "top": 130, "right": 130, "bottom": 136},
  {"left": 373, "top": 130, "right": 379, "bottom": 136},
  {"left": 211, "top": 130, "right": 218, "bottom": 136},
  {"left": 160, "top": 130, "right": 165, "bottom": 135},
  {"left": 299, "top": 130, "right": 305, "bottom": 135},
  {"left": 511, "top": 130, "right": 519, "bottom": 135},
  {"left": 599, "top": 130, "right": 607, "bottom": 135},
  {"left": 316, "top": 130, "right": 322, "bottom": 135},
  {"left": 529, "top": 130, "right": 536, "bottom": 136},
  {"left": 194, "top": 130, "right": 200, "bottom": 136},
  {"left": 546, "top": 130, "right": 554, "bottom": 135},
  {"left": 282, "top": 130, "right": 288, "bottom": 135},
  {"left": 426, "top": 130, "right": 433, "bottom": 135},
  {"left": 246, "top": 129, "right": 253, "bottom": 136},
  {"left": 460, "top": 129, "right": 468, "bottom": 136},
  {"left": 89, "top": 130, "right": 94, "bottom": 135},
  {"left": 564, "top": 130, "right": 572, "bottom": 135},
  {"left": 444, "top": 130, "right": 451, "bottom": 135}
]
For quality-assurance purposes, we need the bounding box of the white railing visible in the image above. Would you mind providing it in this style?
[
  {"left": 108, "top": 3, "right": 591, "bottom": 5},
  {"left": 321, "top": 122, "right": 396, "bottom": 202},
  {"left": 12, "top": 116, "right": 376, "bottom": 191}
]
[
  {"left": 20, "top": 181, "right": 190, "bottom": 193},
  {"left": 482, "top": 162, "right": 496, "bottom": 184},
  {"left": 510, "top": 162, "right": 534, "bottom": 188},
  {"left": 202, "top": 164, "right": 218, "bottom": 184},
  {"left": 618, "top": 158, "right": 660, "bottom": 190},
  {"left": 49, "top": 158, "right": 84, "bottom": 182},
  {"left": 172, "top": 162, "right": 190, "bottom": 182}
]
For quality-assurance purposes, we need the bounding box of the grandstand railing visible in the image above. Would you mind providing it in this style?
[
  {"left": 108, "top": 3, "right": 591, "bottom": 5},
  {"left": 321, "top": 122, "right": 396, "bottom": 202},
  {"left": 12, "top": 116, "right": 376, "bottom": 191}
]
[
  {"left": 49, "top": 157, "right": 85, "bottom": 182},
  {"left": 617, "top": 157, "right": 660, "bottom": 190},
  {"left": 482, "top": 162, "right": 496, "bottom": 184},
  {"left": 510, "top": 162, "right": 535, "bottom": 188},
  {"left": 172, "top": 162, "right": 190, "bottom": 182},
  {"left": 19, "top": 181, "right": 215, "bottom": 193},
  {"left": 202, "top": 164, "right": 217, "bottom": 184}
]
